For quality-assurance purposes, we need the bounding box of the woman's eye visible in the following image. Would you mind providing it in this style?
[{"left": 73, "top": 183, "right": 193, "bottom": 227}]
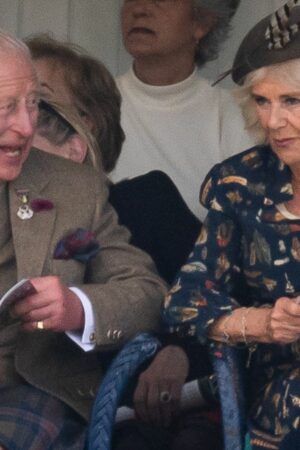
[
  {"left": 284, "top": 96, "right": 300, "bottom": 106},
  {"left": 253, "top": 95, "right": 267, "bottom": 106}
]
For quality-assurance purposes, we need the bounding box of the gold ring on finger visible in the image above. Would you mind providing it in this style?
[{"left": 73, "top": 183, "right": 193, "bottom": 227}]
[{"left": 37, "top": 321, "right": 44, "bottom": 330}]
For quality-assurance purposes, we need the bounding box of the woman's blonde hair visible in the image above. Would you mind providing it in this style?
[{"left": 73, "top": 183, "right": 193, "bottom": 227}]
[{"left": 235, "top": 59, "right": 300, "bottom": 144}]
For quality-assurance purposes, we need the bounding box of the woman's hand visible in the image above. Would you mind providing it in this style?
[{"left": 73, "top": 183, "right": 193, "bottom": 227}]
[
  {"left": 267, "top": 296, "right": 300, "bottom": 344},
  {"left": 133, "top": 345, "right": 189, "bottom": 427},
  {"left": 12, "top": 276, "right": 85, "bottom": 332},
  {"left": 209, "top": 300, "right": 300, "bottom": 345}
]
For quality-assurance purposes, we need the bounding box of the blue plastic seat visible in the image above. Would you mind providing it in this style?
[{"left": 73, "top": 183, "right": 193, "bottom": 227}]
[
  {"left": 209, "top": 341, "right": 251, "bottom": 450},
  {"left": 87, "top": 333, "right": 161, "bottom": 450},
  {"left": 87, "top": 334, "right": 251, "bottom": 450}
]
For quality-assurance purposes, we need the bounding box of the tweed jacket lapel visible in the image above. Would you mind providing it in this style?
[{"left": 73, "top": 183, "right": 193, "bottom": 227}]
[{"left": 9, "top": 150, "right": 57, "bottom": 279}]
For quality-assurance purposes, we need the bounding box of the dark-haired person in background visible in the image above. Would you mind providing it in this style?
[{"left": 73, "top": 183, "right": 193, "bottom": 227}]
[
  {"left": 26, "top": 33, "right": 202, "bottom": 286},
  {"left": 113, "top": 0, "right": 254, "bottom": 219},
  {"left": 28, "top": 34, "right": 221, "bottom": 449}
]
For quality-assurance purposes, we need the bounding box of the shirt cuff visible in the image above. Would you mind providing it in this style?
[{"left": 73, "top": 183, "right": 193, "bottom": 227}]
[{"left": 66, "top": 287, "right": 96, "bottom": 352}]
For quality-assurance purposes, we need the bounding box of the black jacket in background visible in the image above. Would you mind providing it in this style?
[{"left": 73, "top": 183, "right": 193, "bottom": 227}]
[{"left": 109, "top": 170, "right": 202, "bottom": 285}]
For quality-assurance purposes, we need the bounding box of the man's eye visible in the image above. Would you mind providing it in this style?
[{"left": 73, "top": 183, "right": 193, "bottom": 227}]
[
  {"left": 27, "top": 96, "right": 40, "bottom": 110},
  {"left": 0, "top": 102, "right": 15, "bottom": 112}
]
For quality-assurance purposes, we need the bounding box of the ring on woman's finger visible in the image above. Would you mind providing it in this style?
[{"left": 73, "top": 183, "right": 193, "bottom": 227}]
[
  {"left": 159, "top": 391, "right": 172, "bottom": 403},
  {"left": 36, "top": 321, "right": 44, "bottom": 330}
]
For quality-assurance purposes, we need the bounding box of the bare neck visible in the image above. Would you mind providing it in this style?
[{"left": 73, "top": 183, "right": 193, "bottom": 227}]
[
  {"left": 291, "top": 164, "right": 300, "bottom": 188},
  {"left": 292, "top": 174, "right": 300, "bottom": 196},
  {"left": 133, "top": 54, "right": 196, "bottom": 86}
]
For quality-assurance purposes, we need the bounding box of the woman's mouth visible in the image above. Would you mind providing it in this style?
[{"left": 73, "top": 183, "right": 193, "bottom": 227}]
[{"left": 272, "top": 138, "right": 296, "bottom": 148}]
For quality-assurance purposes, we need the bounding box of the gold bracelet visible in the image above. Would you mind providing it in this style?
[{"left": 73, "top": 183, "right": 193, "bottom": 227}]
[
  {"left": 222, "top": 314, "right": 233, "bottom": 344},
  {"left": 241, "top": 307, "right": 254, "bottom": 345}
]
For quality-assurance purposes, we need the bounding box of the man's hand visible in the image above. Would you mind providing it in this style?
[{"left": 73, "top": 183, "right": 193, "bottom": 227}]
[
  {"left": 133, "top": 345, "right": 189, "bottom": 427},
  {"left": 12, "top": 276, "right": 84, "bottom": 332}
]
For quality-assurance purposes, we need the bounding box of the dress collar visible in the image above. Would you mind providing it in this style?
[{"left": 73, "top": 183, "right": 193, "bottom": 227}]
[{"left": 263, "top": 147, "right": 293, "bottom": 205}]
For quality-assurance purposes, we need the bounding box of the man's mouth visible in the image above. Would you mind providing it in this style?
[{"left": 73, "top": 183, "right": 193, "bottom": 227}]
[{"left": 0, "top": 146, "right": 23, "bottom": 157}]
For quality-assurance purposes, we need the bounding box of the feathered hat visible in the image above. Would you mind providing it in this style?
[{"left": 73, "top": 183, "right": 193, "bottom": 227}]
[{"left": 232, "top": 0, "right": 300, "bottom": 84}]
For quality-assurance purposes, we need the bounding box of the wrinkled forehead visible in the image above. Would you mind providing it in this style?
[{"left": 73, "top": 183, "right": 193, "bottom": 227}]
[{"left": 0, "top": 48, "right": 38, "bottom": 93}]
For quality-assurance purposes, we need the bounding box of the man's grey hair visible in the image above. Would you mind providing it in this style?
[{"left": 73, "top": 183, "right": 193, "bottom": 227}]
[
  {"left": 193, "top": 0, "right": 240, "bottom": 67},
  {"left": 0, "top": 28, "right": 30, "bottom": 58}
]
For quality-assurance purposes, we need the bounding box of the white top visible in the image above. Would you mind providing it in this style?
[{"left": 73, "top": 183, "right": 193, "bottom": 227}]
[{"left": 112, "top": 67, "right": 254, "bottom": 219}]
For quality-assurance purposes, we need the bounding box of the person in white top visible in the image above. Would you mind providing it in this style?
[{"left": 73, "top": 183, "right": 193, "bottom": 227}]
[{"left": 113, "top": 0, "right": 254, "bottom": 219}]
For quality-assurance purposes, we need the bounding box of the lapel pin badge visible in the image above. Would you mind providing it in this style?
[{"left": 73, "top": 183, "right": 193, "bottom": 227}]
[{"left": 16, "top": 189, "right": 34, "bottom": 220}]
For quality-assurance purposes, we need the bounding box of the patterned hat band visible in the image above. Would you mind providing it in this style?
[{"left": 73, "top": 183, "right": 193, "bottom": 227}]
[
  {"left": 229, "top": 0, "right": 300, "bottom": 84},
  {"left": 266, "top": 0, "right": 300, "bottom": 49}
]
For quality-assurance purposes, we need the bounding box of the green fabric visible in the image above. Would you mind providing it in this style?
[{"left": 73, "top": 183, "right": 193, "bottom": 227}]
[
  {"left": 0, "top": 181, "right": 16, "bottom": 297},
  {"left": 0, "top": 182, "right": 20, "bottom": 386}
]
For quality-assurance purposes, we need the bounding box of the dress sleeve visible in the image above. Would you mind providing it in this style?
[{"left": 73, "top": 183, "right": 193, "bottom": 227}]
[{"left": 162, "top": 163, "right": 243, "bottom": 343}]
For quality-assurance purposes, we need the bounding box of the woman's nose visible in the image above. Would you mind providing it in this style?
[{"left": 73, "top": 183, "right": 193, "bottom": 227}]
[{"left": 266, "top": 104, "right": 287, "bottom": 130}]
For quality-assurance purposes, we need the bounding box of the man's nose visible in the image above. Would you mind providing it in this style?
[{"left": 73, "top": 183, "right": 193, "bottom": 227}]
[{"left": 10, "top": 103, "right": 37, "bottom": 137}]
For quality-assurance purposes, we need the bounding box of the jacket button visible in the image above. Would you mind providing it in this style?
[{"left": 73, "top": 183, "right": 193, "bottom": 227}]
[
  {"left": 89, "top": 332, "right": 96, "bottom": 343},
  {"left": 112, "top": 330, "right": 118, "bottom": 339},
  {"left": 107, "top": 329, "right": 123, "bottom": 340},
  {"left": 117, "top": 330, "right": 123, "bottom": 339},
  {"left": 89, "top": 388, "right": 96, "bottom": 398}
]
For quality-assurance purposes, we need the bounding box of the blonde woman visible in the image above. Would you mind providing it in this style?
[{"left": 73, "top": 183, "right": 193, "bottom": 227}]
[{"left": 164, "top": 2, "right": 300, "bottom": 449}]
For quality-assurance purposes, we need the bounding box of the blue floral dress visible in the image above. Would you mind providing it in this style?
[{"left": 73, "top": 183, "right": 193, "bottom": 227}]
[{"left": 162, "top": 145, "right": 300, "bottom": 450}]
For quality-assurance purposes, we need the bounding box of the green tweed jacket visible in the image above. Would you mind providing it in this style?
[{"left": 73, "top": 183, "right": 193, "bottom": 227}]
[{"left": 9, "top": 148, "right": 166, "bottom": 420}]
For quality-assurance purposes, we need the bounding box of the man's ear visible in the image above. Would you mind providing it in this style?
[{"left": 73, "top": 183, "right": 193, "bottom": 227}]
[
  {"left": 193, "top": 9, "right": 218, "bottom": 41},
  {"left": 67, "top": 134, "right": 88, "bottom": 163}
]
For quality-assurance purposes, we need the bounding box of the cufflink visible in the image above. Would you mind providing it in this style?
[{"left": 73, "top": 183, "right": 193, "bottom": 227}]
[
  {"left": 89, "top": 332, "right": 96, "bottom": 343},
  {"left": 116, "top": 330, "right": 123, "bottom": 339}
]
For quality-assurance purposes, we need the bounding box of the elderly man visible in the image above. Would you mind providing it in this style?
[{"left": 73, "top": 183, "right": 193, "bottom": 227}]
[
  {"left": 112, "top": 0, "right": 254, "bottom": 219},
  {"left": 0, "top": 30, "right": 166, "bottom": 450}
]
